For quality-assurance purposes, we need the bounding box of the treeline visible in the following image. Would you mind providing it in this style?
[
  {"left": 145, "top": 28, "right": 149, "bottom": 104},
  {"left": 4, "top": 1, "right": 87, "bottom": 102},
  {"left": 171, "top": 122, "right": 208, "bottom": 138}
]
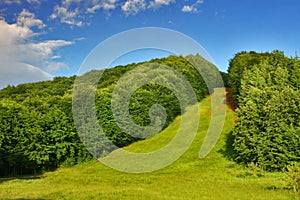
[
  {"left": 0, "top": 77, "right": 92, "bottom": 176},
  {"left": 228, "top": 51, "right": 300, "bottom": 171},
  {"left": 0, "top": 55, "right": 223, "bottom": 176}
]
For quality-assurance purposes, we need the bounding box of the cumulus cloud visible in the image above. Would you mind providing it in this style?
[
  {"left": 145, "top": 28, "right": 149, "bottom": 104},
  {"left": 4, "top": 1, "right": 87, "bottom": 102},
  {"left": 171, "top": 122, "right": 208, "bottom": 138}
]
[
  {"left": 182, "top": 5, "right": 193, "bottom": 13},
  {"left": 0, "top": 10, "right": 73, "bottom": 89},
  {"left": 122, "top": 0, "right": 146, "bottom": 16},
  {"left": 30, "top": 40, "right": 73, "bottom": 61},
  {"left": 49, "top": 0, "right": 185, "bottom": 18},
  {"left": 50, "top": 0, "right": 118, "bottom": 26},
  {"left": 2, "top": 0, "right": 203, "bottom": 24},
  {"left": 182, "top": 0, "right": 204, "bottom": 13},
  {"left": 50, "top": 4, "right": 83, "bottom": 27},
  {"left": 87, "top": 0, "right": 117, "bottom": 13},
  {"left": 17, "top": 9, "right": 46, "bottom": 28},
  {"left": 148, "top": 0, "right": 175, "bottom": 9},
  {"left": 87, "top": 4, "right": 102, "bottom": 13},
  {"left": 101, "top": 0, "right": 117, "bottom": 10}
]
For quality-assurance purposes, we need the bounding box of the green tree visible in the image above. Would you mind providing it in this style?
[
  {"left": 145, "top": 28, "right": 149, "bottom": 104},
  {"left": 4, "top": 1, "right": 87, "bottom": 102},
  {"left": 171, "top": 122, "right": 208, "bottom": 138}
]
[{"left": 232, "top": 53, "right": 300, "bottom": 171}]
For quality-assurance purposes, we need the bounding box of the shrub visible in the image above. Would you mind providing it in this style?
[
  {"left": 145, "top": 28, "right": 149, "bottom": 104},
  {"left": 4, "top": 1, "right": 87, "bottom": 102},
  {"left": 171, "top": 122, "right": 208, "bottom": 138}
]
[{"left": 284, "top": 163, "right": 300, "bottom": 192}]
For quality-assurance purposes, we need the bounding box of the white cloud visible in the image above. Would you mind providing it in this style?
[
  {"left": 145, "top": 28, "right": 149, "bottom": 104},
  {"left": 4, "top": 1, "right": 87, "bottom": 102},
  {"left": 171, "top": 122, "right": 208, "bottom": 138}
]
[
  {"left": 87, "top": 4, "right": 102, "bottom": 13},
  {"left": 182, "top": 5, "right": 193, "bottom": 12},
  {"left": 87, "top": 0, "right": 117, "bottom": 13},
  {"left": 50, "top": 0, "right": 117, "bottom": 26},
  {"left": 3, "top": 0, "right": 196, "bottom": 22},
  {"left": 50, "top": 5, "right": 83, "bottom": 27},
  {"left": 17, "top": 9, "right": 46, "bottom": 29},
  {"left": 74, "top": 37, "right": 86, "bottom": 41},
  {"left": 182, "top": 0, "right": 204, "bottom": 13},
  {"left": 2, "top": 0, "right": 41, "bottom": 4},
  {"left": 148, "top": 0, "right": 175, "bottom": 9},
  {"left": 51, "top": 55, "right": 61, "bottom": 59},
  {"left": 46, "top": 61, "right": 69, "bottom": 71},
  {"left": 2, "top": 0, "right": 21, "bottom": 4},
  {"left": 28, "top": 40, "right": 73, "bottom": 61},
  {"left": 122, "top": 0, "right": 146, "bottom": 16},
  {"left": 61, "top": 0, "right": 82, "bottom": 7},
  {"left": 0, "top": 62, "right": 53, "bottom": 89},
  {"left": 168, "top": 20, "right": 174, "bottom": 24},
  {"left": 101, "top": 0, "right": 117, "bottom": 10},
  {"left": 47, "top": 0, "right": 187, "bottom": 19},
  {"left": 0, "top": 21, "right": 29, "bottom": 40},
  {"left": 26, "top": 0, "right": 41, "bottom": 4},
  {"left": 0, "top": 11, "right": 73, "bottom": 88}
]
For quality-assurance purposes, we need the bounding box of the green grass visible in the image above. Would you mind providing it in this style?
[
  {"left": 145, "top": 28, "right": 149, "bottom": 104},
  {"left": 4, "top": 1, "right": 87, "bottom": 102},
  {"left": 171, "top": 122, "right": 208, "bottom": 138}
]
[{"left": 0, "top": 89, "right": 298, "bottom": 199}]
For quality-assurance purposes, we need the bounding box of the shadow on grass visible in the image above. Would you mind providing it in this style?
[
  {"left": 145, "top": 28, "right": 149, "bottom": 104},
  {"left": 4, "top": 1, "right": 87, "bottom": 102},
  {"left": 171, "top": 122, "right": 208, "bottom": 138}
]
[
  {"left": 6, "top": 198, "right": 48, "bottom": 200},
  {"left": 218, "top": 130, "right": 237, "bottom": 161},
  {"left": 0, "top": 174, "right": 43, "bottom": 184},
  {"left": 218, "top": 88, "right": 238, "bottom": 160}
]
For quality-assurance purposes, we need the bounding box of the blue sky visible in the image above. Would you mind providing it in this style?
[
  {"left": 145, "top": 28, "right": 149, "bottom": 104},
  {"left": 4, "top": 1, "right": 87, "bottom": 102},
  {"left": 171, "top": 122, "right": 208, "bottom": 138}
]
[{"left": 0, "top": 0, "right": 299, "bottom": 88}]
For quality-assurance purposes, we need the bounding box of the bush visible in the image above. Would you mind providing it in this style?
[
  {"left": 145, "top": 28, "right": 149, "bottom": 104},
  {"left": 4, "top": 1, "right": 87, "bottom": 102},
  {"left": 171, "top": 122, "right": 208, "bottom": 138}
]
[
  {"left": 237, "top": 162, "right": 265, "bottom": 178},
  {"left": 284, "top": 163, "right": 300, "bottom": 192}
]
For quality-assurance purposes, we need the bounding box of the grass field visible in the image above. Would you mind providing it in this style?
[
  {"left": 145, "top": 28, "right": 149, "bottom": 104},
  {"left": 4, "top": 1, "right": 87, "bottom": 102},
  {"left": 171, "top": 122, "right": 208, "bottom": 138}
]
[{"left": 0, "top": 89, "right": 298, "bottom": 199}]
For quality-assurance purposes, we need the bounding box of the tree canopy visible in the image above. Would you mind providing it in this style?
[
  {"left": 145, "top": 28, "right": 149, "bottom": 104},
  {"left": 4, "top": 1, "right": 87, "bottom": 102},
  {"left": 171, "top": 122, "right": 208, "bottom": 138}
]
[
  {"left": 0, "top": 55, "right": 223, "bottom": 176},
  {"left": 229, "top": 51, "right": 300, "bottom": 170}
]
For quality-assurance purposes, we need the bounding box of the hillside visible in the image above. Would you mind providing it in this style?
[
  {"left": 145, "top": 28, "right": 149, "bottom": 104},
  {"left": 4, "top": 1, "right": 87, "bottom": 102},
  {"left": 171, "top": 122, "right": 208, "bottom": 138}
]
[
  {"left": 0, "top": 54, "right": 224, "bottom": 176},
  {"left": 0, "top": 90, "right": 295, "bottom": 199}
]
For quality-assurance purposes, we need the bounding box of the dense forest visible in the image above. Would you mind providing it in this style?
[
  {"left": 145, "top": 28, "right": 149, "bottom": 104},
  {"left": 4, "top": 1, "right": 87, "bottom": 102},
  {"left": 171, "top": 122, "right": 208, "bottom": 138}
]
[
  {"left": 228, "top": 51, "right": 300, "bottom": 171},
  {"left": 1, "top": 51, "right": 299, "bottom": 177},
  {"left": 0, "top": 55, "right": 223, "bottom": 176}
]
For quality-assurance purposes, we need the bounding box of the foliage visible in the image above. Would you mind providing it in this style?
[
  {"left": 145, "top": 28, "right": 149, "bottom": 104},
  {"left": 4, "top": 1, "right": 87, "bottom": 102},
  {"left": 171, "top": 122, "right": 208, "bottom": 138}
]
[
  {"left": 0, "top": 55, "right": 221, "bottom": 176},
  {"left": 231, "top": 51, "right": 300, "bottom": 171},
  {"left": 220, "top": 71, "right": 229, "bottom": 87},
  {"left": 78, "top": 55, "right": 221, "bottom": 157},
  {"left": 237, "top": 162, "right": 265, "bottom": 178},
  {"left": 284, "top": 162, "right": 300, "bottom": 192},
  {"left": 227, "top": 51, "right": 284, "bottom": 99},
  {"left": 0, "top": 95, "right": 295, "bottom": 199}
]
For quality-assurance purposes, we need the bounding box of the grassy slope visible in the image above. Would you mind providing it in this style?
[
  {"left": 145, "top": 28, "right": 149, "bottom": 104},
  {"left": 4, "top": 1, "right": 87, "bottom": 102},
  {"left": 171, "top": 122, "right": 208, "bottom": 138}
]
[{"left": 0, "top": 89, "right": 296, "bottom": 199}]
